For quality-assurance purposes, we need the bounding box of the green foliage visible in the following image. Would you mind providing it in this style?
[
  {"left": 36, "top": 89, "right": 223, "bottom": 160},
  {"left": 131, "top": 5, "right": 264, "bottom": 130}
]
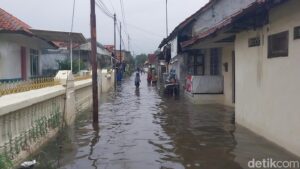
[
  {"left": 57, "top": 59, "right": 86, "bottom": 74},
  {"left": 135, "top": 54, "right": 148, "bottom": 67},
  {"left": 2, "top": 104, "right": 62, "bottom": 161},
  {"left": 0, "top": 155, "right": 13, "bottom": 169}
]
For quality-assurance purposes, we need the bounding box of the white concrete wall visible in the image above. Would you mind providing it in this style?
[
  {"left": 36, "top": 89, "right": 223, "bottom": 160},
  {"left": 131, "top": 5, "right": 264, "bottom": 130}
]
[
  {"left": 0, "top": 39, "right": 21, "bottom": 79},
  {"left": 0, "top": 34, "right": 48, "bottom": 79},
  {"left": 235, "top": 0, "right": 300, "bottom": 157},
  {"left": 222, "top": 46, "right": 234, "bottom": 107},
  {"left": 170, "top": 37, "right": 178, "bottom": 58},
  {"left": 187, "top": 47, "right": 234, "bottom": 107},
  {"left": 0, "top": 77, "right": 93, "bottom": 162},
  {"left": 100, "top": 69, "right": 115, "bottom": 93},
  {"left": 193, "top": 0, "right": 255, "bottom": 35}
]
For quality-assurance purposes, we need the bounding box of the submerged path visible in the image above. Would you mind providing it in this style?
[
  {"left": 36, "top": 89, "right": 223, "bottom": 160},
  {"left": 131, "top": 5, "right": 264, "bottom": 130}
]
[{"left": 32, "top": 74, "right": 299, "bottom": 169}]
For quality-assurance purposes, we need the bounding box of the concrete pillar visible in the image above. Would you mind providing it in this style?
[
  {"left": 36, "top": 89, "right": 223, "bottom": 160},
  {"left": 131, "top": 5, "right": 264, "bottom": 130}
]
[
  {"left": 55, "top": 70, "right": 76, "bottom": 125},
  {"left": 64, "top": 73, "right": 76, "bottom": 125}
]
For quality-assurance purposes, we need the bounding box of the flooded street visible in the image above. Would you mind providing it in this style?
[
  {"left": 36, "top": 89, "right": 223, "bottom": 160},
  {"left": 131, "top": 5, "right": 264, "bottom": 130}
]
[{"left": 32, "top": 74, "right": 299, "bottom": 169}]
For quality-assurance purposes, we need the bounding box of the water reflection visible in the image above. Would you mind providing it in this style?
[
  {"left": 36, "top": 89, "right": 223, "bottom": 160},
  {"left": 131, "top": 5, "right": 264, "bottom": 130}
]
[{"left": 29, "top": 75, "right": 299, "bottom": 169}]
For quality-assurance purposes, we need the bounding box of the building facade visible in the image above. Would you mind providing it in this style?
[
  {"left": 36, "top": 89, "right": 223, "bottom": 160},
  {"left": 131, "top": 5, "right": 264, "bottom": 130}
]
[{"left": 160, "top": 0, "right": 300, "bottom": 157}]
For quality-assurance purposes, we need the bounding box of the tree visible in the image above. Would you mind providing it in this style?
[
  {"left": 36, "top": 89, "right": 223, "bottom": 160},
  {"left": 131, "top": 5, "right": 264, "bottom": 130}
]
[
  {"left": 135, "top": 54, "right": 148, "bottom": 67},
  {"left": 57, "top": 59, "right": 86, "bottom": 74}
]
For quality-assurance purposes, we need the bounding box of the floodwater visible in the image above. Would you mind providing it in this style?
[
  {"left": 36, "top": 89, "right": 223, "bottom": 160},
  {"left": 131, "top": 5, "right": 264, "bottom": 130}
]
[{"left": 30, "top": 74, "right": 299, "bottom": 169}]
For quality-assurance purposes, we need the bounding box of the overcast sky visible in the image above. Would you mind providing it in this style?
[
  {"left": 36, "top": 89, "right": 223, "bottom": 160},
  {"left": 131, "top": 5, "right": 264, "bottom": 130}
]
[{"left": 0, "top": 0, "right": 208, "bottom": 55}]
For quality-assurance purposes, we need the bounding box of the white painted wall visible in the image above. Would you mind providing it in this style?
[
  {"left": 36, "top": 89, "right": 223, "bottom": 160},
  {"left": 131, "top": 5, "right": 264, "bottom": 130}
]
[
  {"left": 170, "top": 37, "right": 178, "bottom": 58},
  {"left": 222, "top": 46, "right": 234, "bottom": 107},
  {"left": 0, "top": 33, "right": 52, "bottom": 79},
  {"left": 0, "top": 39, "right": 21, "bottom": 79},
  {"left": 186, "top": 46, "right": 234, "bottom": 107},
  {"left": 193, "top": 0, "right": 255, "bottom": 35},
  {"left": 235, "top": 0, "right": 300, "bottom": 157}
]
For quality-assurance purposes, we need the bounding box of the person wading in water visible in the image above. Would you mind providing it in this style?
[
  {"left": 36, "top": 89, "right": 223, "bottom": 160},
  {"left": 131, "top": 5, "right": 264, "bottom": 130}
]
[{"left": 135, "top": 72, "right": 141, "bottom": 88}]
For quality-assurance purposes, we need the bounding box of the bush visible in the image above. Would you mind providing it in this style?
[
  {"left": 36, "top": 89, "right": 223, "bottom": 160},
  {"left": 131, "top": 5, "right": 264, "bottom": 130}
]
[{"left": 0, "top": 155, "right": 13, "bottom": 169}]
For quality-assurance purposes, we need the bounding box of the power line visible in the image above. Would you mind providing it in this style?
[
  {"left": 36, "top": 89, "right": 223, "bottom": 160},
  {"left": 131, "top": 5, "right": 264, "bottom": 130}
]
[
  {"left": 126, "top": 23, "right": 163, "bottom": 38},
  {"left": 95, "top": 0, "right": 114, "bottom": 19},
  {"left": 119, "top": 0, "right": 128, "bottom": 35},
  {"left": 105, "top": 0, "right": 115, "bottom": 13},
  {"left": 97, "top": 0, "right": 112, "bottom": 15}
]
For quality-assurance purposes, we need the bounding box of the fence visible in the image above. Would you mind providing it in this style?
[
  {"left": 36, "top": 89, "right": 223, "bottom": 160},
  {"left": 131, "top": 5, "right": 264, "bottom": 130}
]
[
  {"left": 0, "top": 77, "right": 60, "bottom": 97},
  {"left": 74, "top": 74, "right": 92, "bottom": 81},
  {"left": 0, "top": 95, "right": 65, "bottom": 160}
]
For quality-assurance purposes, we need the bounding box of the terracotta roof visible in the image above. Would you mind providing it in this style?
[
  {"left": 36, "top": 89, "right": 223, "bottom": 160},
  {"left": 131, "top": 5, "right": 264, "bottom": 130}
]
[
  {"left": 0, "top": 7, "right": 32, "bottom": 34},
  {"left": 104, "top": 45, "right": 115, "bottom": 53},
  {"left": 148, "top": 54, "right": 157, "bottom": 64}
]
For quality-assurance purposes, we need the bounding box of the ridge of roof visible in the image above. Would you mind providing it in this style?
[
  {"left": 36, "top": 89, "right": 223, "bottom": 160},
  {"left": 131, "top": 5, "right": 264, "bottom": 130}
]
[{"left": 158, "top": 0, "right": 217, "bottom": 48}]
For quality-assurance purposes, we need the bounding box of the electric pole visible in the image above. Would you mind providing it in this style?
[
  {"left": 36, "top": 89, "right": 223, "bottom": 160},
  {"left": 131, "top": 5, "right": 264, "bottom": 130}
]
[
  {"left": 114, "top": 13, "right": 117, "bottom": 88},
  {"left": 128, "top": 35, "right": 130, "bottom": 52},
  {"left": 120, "top": 22, "right": 122, "bottom": 63},
  {"left": 90, "top": 0, "right": 99, "bottom": 124}
]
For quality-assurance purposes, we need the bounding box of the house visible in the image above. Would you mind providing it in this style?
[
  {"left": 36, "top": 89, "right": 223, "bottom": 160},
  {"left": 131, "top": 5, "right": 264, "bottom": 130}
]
[
  {"left": 115, "top": 50, "right": 131, "bottom": 63},
  {"left": 159, "top": 0, "right": 236, "bottom": 107},
  {"left": 104, "top": 45, "right": 115, "bottom": 54},
  {"left": 79, "top": 39, "right": 113, "bottom": 70},
  {"left": 163, "top": 0, "right": 300, "bottom": 157},
  {"left": 0, "top": 8, "right": 57, "bottom": 81},
  {"left": 29, "top": 29, "right": 86, "bottom": 75},
  {"left": 34, "top": 31, "right": 112, "bottom": 75}
]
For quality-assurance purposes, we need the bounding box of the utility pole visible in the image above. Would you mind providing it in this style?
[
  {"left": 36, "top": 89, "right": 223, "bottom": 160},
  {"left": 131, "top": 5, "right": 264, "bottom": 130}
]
[
  {"left": 120, "top": 22, "right": 122, "bottom": 63},
  {"left": 114, "top": 13, "right": 117, "bottom": 89},
  {"left": 70, "top": 39, "right": 73, "bottom": 71},
  {"left": 90, "top": 0, "right": 99, "bottom": 124},
  {"left": 70, "top": 0, "right": 76, "bottom": 72},
  {"left": 128, "top": 35, "right": 130, "bottom": 52},
  {"left": 166, "top": 0, "right": 169, "bottom": 37}
]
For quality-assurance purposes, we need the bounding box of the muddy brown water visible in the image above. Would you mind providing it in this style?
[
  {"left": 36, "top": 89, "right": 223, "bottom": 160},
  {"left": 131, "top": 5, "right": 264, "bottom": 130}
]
[{"left": 29, "top": 74, "right": 299, "bottom": 169}]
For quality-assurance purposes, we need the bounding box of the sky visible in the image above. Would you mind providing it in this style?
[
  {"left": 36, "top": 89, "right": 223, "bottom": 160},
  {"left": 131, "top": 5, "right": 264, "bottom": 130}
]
[{"left": 0, "top": 0, "right": 208, "bottom": 55}]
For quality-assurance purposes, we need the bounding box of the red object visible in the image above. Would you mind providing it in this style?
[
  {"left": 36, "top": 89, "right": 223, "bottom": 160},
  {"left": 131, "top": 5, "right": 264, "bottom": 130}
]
[
  {"left": 20, "top": 46, "right": 27, "bottom": 80},
  {"left": 186, "top": 75, "right": 192, "bottom": 92},
  {"left": 147, "top": 74, "right": 152, "bottom": 83},
  {"left": 148, "top": 54, "right": 157, "bottom": 64},
  {"left": 0, "top": 8, "right": 32, "bottom": 33}
]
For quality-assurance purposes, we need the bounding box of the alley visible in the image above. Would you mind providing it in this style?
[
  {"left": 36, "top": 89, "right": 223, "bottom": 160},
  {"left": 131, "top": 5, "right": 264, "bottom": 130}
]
[{"left": 32, "top": 74, "right": 299, "bottom": 169}]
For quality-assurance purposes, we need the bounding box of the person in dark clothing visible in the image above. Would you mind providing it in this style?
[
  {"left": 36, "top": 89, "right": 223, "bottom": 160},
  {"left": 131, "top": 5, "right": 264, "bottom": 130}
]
[{"left": 135, "top": 72, "right": 141, "bottom": 88}]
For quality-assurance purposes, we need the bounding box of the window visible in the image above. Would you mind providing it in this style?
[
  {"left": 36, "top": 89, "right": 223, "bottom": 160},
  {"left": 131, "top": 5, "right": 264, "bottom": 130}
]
[
  {"left": 294, "top": 26, "right": 300, "bottom": 39},
  {"left": 210, "top": 48, "right": 220, "bottom": 75},
  {"left": 248, "top": 37, "right": 260, "bottom": 47},
  {"left": 30, "top": 49, "right": 39, "bottom": 76},
  {"left": 187, "top": 54, "right": 204, "bottom": 75},
  {"left": 268, "top": 31, "right": 289, "bottom": 58}
]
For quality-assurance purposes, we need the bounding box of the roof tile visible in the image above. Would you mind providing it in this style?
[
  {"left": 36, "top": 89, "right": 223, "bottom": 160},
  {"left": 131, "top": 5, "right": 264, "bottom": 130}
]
[{"left": 0, "top": 7, "right": 31, "bottom": 33}]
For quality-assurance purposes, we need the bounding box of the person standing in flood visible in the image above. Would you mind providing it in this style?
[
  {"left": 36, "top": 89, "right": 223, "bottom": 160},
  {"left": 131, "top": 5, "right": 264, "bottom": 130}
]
[{"left": 135, "top": 72, "right": 141, "bottom": 88}]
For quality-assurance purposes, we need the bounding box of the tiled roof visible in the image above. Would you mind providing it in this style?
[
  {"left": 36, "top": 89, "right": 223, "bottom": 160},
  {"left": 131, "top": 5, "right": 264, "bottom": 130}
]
[
  {"left": 0, "top": 7, "right": 31, "bottom": 33},
  {"left": 104, "top": 45, "right": 115, "bottom": 53},
  {"left": 148, "top": 54, "right": 157, "bottom": 64}
]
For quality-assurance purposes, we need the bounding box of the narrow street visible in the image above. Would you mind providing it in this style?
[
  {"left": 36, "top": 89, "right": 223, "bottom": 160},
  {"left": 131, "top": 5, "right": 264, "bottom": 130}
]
[{"left": 32, "top": 74, "right": 299, "bottom": 169}]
